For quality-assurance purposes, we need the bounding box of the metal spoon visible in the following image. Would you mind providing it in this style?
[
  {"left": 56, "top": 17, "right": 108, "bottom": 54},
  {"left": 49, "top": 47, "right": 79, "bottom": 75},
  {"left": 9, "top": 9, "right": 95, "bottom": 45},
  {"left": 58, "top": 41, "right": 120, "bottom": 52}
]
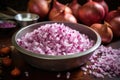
[
  {"left": 0, "top": 12, "right": 14, "bottom": 19},
  {"left": 0, "top": 7, "right": 39, "bottom": 27}
]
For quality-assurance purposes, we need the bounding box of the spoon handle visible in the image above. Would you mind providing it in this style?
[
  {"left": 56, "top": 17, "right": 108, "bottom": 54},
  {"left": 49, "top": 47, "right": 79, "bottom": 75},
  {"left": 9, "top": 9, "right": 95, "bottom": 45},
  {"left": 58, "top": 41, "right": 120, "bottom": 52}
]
[
  {"left": 6, "top": 7, "right": 18, "bottom": 15},
  {"left": 0, "top": 12, "right": 14, "bottom": 19}
]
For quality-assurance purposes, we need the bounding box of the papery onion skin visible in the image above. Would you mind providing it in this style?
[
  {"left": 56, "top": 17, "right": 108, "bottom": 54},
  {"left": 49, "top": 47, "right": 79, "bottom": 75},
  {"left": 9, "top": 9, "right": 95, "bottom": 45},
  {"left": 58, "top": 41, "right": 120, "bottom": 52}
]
[
  {"left": 28, "top": 0, "right": 51, "bottom": 20},
  {"left": 52, "top": 0, "right": 72, "bottom": 14},
  {"left": 108, "top": 17, "right": 120, "bottom": 37},
  {"left": 68, "top": 0, "right": 81, "bottom": 19},
  {"left": 49, "top": 0, "right": 69, "bottom": 19},
  {"left": 90, "top": 23, "right": 113, "bottom": 43},
  {"left": 78, "top": 0, "right": 105, "bottom": 26},
  {"left": 105, "top": 7, "right": 120, "bottom": 22},
  {"left": 49, "top": 11, "right": 77, "bottom": 23},
  {"left": 49, "top": 0, "right": 77, "bottom": 23},
  {"left": 93, "top": 0, "right": 109, "bottom": 17},
  {"left": 105, "top": 7, "right": 120, "bottom": 37}
]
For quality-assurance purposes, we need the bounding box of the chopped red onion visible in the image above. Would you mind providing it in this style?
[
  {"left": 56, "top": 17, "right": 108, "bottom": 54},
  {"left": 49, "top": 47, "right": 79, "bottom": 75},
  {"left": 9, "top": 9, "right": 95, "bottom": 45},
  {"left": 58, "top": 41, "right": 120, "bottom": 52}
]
[
  {"left": 56, "top": 73, "right": 61, "bottom": 78},
  {"left": 81, "top": 45, "right": 120, "bottom": 78},
  {"left": 56, "top": 72, "right": 71, "bottom": 79},
  {"left": 17, "top": 23, "right": 94, "bottom": 56},
  {"left": 66, "top": 72, "right": 71, "bottom": 79},
  {"left": 0, "top": 21, "right": 16, "bottom": 28},
  {"left": 24, "top": 71, "right": 29, "bottom": 77}
]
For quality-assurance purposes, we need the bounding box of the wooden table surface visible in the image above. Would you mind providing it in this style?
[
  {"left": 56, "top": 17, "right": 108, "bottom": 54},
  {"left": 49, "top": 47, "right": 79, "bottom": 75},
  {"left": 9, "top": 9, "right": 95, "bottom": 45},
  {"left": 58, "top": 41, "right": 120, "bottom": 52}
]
[
  {"left": 0, "top": 3, "right": 120, "bottom": 79},
  {"left": 0, "top": 22, "right": 120, "bottom": 80}
]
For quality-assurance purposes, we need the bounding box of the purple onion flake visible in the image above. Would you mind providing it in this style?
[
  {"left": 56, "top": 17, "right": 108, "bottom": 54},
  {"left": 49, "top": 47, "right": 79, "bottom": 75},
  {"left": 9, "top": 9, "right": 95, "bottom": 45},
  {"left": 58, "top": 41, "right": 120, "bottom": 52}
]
[
  {"left": 81, "top": 45, "right": 120, "bottom": 78},
  {"left": 0, "top": 21, "right": 16, "bottom": 28}
]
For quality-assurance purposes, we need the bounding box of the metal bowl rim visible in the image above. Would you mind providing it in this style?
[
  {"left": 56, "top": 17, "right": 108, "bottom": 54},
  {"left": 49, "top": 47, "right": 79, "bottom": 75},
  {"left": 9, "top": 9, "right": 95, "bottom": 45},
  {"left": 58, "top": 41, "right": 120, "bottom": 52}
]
[
  {"left": 14, "top": 13, "right": 39, "bottom": 21},
  {"left": 12, "top": 21, "right": 101, "bottom": 60}
]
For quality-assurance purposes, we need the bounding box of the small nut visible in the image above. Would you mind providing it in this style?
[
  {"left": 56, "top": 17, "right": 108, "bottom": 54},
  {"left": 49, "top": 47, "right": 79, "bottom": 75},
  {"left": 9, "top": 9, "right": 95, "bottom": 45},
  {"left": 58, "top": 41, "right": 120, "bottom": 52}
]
[
  {"left": 0, "top": 47, "right": 11, "bottom": 56},
  {"left": 2, "top": 57, "right": 12, "bottom": 66},
  {"left": 11, "top": 67, "right": 21, "bottom": 77}
]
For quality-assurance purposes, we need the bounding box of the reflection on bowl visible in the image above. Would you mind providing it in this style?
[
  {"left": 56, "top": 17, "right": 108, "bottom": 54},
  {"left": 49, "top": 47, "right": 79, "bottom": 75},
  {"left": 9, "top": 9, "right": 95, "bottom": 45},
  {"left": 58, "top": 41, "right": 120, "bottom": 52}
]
[
  {"left": 12, "top": 21, "right": 101, "bottom": 71},
  {"left": 14, "top": 13, "right": 39, "bottom": 27}
]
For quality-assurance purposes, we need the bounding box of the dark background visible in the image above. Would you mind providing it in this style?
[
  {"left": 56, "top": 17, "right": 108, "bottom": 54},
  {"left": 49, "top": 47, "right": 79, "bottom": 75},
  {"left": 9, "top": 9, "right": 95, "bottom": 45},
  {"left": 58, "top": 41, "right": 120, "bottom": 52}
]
[
  {"left": 0, "top": 0, "right": 120, "bottom": 11},
  {"left": 0, "top": 0, "right": 120, "bottom": 80}
]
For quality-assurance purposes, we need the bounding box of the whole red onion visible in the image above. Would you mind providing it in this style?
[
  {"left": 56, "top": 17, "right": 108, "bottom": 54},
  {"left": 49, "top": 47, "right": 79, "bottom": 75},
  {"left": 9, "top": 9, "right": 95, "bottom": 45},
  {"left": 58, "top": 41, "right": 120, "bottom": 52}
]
[
  {"left": 108, "top": 17, "right": 120, "bottom": 37},
  {"left": 105, "top": 7, "right": 120, "bottom": 22},
  {"left": 90, "top": 22, "right": 113, "bottom": 44},
  {"left": 68, "top": 0, "right": 81, "bottom": 19},
  {"left": 105, "top": 7, "right": 120, "bottom": 37},
  {"left": 93, "top": 0, "right": 109, "bottom": 17},
  {"left": 49, "top": 0, "right": 77, "bottom": 23},
  {"left": 28, "top": 0, "right": 52, "bottom": 20},
  {"left": 78, "top": 0, "right": 105, "bottom": 26}
]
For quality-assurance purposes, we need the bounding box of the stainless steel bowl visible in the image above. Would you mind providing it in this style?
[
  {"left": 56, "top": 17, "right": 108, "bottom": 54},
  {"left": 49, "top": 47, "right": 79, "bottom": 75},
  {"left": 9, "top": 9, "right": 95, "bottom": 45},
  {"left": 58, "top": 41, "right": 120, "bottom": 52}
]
[
  {"left": 14, "top": 13, "right": 39, "bottom": 27},
  {"left": 12, "top": 21, "right": 101, "bottom": 71}
]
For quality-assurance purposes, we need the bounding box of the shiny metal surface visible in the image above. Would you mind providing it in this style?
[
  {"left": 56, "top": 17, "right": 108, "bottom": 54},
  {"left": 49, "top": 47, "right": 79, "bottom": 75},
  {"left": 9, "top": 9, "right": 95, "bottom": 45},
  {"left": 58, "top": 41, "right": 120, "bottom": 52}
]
[
  {"left": 14, "top": 13, "right": 39, "bottom": 27},
  {"left": 12, "top": 21, "right": 101, "bottom": 71}
]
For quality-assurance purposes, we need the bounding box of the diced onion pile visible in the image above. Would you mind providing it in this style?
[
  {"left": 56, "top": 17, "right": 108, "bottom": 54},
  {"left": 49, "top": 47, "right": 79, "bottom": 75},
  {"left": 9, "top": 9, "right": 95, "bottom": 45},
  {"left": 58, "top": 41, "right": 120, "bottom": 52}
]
[
  {"left": 81, "top": 45, "right": 120, "bottom": 78},
  {"left": 17, "top": 23, "right": 94, "bottom": 56},
  {"left": 0, "top": 21, "right": 16, "bottom": 28}
]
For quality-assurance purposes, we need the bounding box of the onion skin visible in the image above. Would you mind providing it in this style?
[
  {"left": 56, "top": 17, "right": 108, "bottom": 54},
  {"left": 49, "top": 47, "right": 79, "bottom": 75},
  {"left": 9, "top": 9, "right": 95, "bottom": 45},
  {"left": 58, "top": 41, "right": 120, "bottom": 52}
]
[
  {"left": 105, "top": 7, "right": 120, "bottom": 22},
  {"left": 49, "top": 11, "right": 77, "bottom": 23},
  {"left": 49, "top": 0, "right": 77, "bottom": 23},
  {"left": 93, "top": 0, "right": 109, "bottom": 17},
  {"left": 105, "top": 7, "right": 120, "bottom": 37},
  {"left": 28, "top": 0, "right": 51, "bottom": 20},
  {"left": 68, "top": 0, "right": 81, "bottom": 19},
  {"left": 78, "top": 0, "right": 105, "bottom": 26},
  {"left": 90, "top": 23, "right": 113, "bottom": 44},
  {"left": 108, "top": 17, "right": 120, "bottom": 37}
]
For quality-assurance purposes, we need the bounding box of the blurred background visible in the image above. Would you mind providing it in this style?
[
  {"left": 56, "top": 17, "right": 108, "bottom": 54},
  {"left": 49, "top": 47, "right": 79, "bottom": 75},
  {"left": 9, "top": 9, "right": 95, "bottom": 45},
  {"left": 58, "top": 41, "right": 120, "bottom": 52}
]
[{"left": 0, "top": 0, "right": 120, "bottom": 11}]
